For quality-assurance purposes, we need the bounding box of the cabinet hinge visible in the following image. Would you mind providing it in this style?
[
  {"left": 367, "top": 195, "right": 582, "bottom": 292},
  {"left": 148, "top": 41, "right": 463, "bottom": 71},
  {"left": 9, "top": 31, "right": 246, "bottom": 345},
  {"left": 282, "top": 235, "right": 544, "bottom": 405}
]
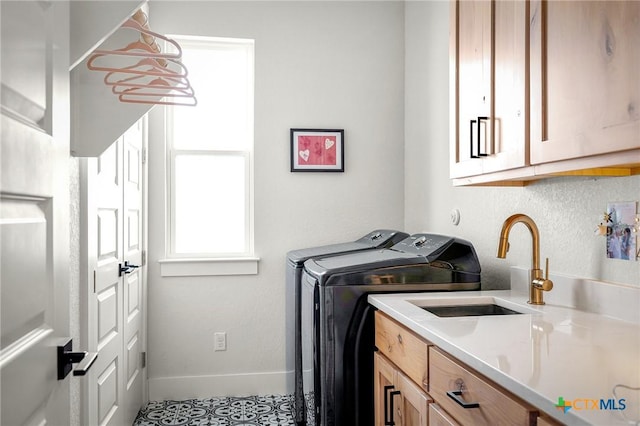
[
  {"left": 140, "top": 351, "right": 147, "bottom": 368},
  {"left": 142, "top": 148, "right": 147, "bottom": 164},
  {"left": 141, "top": 250, "right": 146, "bottom": 266},
  {"left": 93, "top": 270, "right": 96, "bottom": 293}
]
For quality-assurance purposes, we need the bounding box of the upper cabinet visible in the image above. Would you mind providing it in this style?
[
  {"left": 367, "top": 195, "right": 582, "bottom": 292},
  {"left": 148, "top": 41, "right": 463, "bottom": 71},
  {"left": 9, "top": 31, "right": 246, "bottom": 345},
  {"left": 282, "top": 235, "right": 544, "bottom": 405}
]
[
  {"left": 529, "top": 0, "right": 640, "bottom": 164},
  {"left": 450, "top": 0, "right": 529, "bottom": 180},
  {"left": 451, "top": 0, "right": 640, "bottom": 186}
]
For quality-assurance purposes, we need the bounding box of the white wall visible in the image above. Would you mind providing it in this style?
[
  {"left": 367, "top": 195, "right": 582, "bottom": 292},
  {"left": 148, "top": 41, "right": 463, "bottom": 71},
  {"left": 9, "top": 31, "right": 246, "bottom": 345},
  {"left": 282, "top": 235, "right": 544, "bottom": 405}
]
[
  {"left": 404, "top": 1, "right": 640, "bottom": 289},
  {"left": 144, "top": 0, "right": 638, "bottom": 401},
  {"left": 146, "top": 1, "right": 405, "bottom": 399}
]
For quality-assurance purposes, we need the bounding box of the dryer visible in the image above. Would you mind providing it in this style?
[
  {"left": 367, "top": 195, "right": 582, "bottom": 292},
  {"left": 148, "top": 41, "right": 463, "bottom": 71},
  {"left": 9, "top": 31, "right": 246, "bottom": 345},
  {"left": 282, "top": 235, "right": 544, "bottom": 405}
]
[
  {"left": 300, "top": 233, "right": 481, "bottom": 426},
  {"left": 286, "top": 229, "right": 408, "bottom": 424}
]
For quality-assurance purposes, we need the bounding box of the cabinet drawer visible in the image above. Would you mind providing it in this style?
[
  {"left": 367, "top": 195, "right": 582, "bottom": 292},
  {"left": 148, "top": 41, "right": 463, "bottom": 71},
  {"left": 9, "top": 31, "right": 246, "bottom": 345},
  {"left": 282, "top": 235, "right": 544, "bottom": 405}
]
[
  {"left": 375, "top": 311, "right": 429, "bottom": 390},
  {"left": 429, "top": 347, "right": 537, "bottom": 426}
]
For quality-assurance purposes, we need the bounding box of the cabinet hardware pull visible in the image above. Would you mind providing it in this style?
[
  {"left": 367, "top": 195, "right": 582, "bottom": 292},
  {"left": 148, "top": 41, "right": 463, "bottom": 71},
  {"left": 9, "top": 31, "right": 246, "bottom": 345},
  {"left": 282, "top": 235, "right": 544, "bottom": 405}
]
[
  {"left": 383, "top": 386, "right": 401, "bottom": 425},
  {"left": 383, "top": 385, "right": 394, "bottom": 425},
  {"left": 387, "top": 390, "right": 401, "bottom": 425},
  {"left": 469, "top": 119, "right": 477, "bottom": 158},
  {"left": 447, "top": 389, "right": 480, "bottom": 408},
  {"left": 471, "top": 117, "right": 489, "bottom": 158}
]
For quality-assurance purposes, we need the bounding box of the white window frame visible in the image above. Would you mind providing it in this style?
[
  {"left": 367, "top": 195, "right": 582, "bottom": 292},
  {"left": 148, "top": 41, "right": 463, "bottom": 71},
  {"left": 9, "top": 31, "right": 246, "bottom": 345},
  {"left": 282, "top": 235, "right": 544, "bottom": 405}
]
[{"left": 159, "top": 36, "right": 258, "bottom": 277}]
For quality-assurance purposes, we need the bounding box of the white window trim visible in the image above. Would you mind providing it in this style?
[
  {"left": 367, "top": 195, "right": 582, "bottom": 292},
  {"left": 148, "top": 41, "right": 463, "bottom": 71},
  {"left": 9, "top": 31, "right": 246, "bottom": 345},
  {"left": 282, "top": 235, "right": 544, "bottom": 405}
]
[
  {"left": 158, "top": 257, "right": 259, "bottom": 277},
  {"left": 160, "top": 36, "right": 257, "bottom": 276}
]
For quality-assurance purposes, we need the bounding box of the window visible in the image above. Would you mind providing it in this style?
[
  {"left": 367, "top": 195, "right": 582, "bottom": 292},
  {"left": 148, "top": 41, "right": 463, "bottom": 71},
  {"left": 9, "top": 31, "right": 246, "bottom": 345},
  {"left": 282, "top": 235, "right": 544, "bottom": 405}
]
[{"left": 162, "top": 37, "right": 256, "bottom": 275}]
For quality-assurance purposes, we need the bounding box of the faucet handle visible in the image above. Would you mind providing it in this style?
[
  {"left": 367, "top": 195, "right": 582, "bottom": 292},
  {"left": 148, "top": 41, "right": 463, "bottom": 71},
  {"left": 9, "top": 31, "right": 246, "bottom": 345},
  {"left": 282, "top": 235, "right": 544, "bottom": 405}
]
[{"left": 534, "top": 258, "right": 553, "bottom": 291}]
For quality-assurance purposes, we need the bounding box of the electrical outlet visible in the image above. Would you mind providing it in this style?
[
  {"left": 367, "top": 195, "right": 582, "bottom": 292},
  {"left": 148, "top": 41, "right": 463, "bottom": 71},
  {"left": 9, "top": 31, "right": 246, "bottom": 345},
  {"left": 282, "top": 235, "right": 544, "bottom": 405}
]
[{"left": 214, "top": 332, "right": 227, "bottom": 351}]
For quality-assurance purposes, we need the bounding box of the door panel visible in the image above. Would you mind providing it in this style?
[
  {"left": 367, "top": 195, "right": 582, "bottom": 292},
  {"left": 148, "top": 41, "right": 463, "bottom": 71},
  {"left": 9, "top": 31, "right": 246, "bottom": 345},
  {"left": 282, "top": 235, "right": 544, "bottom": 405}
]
[
  {"left": 82, "top": 118, "right": 146, "bottom": 426},
  {"left": 1, "top": 1, "right": 70, "bottom": 425},
  {"left": 97, "top": 360, "right": 119, "bottom": 424},
  {"left": 0, "top": 195, "right": 53, "bottom": 426},
  {"left": 89, "top": 139, "right": 125, "bottom": 426},
  {"left": 123, "top": 120, "right": 145, "bottom": 423}
]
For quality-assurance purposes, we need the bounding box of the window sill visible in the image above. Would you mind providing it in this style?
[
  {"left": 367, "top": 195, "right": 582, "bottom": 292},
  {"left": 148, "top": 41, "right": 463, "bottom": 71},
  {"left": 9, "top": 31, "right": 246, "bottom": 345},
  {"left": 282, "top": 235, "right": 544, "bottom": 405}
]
[{"left": 158, "top": 257, "right": 260, "bottom": 277}]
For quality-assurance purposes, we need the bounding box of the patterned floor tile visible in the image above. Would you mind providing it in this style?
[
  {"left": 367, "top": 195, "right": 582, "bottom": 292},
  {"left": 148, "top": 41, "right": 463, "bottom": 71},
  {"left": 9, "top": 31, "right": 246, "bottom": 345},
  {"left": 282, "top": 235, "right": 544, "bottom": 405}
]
[{"left": 133, "top": 395, "right": 295, "bottom": 426}]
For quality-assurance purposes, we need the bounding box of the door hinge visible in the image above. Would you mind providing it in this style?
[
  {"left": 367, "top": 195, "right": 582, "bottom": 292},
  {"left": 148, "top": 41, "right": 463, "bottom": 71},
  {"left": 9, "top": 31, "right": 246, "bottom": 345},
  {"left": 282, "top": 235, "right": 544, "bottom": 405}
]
[
  {"left": 140, "top": 351, "right": 147, "bottom": 369},
  {"left": 93, "top": 270, "right": 96, "bottom": 293},
  {"left": 141, "top": 250, "right": 146, "bottom": 266}
]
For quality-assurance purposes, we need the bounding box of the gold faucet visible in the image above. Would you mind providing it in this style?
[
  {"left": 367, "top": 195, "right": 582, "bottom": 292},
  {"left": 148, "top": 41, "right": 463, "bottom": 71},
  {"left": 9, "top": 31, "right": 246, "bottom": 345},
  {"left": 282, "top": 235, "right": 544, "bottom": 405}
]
[{"left": 497, "top": 214, "right": 553, "bottom": 305}]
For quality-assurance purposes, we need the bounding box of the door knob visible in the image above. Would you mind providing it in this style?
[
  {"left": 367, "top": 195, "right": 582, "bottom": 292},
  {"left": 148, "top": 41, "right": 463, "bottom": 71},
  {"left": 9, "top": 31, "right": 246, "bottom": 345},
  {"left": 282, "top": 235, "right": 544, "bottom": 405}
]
[
  {"left": 119, "top": 261, "right": 140, "bottom": 276},
  {"left": 57, "top": 338, "right": 98, "bottom": 380}
]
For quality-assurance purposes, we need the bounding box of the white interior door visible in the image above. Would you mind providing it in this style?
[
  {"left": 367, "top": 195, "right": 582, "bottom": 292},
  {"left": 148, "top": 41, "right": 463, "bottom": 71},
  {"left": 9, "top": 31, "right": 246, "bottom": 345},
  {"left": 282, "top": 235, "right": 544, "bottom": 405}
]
[
  {"left": 85, "top": 139, "right": 125, "bottom": 426},
  {"left": 1, "top": 1, "right": 72, "bottom": 425},
  {"left": 122, "top": 121, "right": 145, "bottom": 423},
  {"left": 81, "top": 119, "right": 147, "bottom": 426}
]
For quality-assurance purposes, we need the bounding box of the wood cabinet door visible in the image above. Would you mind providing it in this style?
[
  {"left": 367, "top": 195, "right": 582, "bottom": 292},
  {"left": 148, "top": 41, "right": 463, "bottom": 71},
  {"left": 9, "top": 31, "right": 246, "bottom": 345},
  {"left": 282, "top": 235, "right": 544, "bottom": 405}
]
[
  {"left": 428, "top": 403, "right": 460, "bottom": 426},
  {"left": 374, "top": 352, "right": 398, "bottom": 426},
  {"left": 450, "top": 0, "right": 528, "bottom": 178},
  {"left": 530, "top": 0, "right": 640, "bottom": 164},
  {"left": 450, "top": 0, "right": 490, "bottom": 178},
  {"left": 397, "top": 372, "right": 430, "bottom": 426},
  {"left": 486, "top": 0, "right": 528, "bottom": 174}
]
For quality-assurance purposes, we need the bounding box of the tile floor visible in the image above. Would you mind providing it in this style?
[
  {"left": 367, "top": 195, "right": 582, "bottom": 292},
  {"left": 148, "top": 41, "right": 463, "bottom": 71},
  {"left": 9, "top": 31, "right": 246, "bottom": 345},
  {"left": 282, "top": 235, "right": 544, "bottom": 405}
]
[{"left": 133, "top": 395, "right": 295, "bottom": 426}]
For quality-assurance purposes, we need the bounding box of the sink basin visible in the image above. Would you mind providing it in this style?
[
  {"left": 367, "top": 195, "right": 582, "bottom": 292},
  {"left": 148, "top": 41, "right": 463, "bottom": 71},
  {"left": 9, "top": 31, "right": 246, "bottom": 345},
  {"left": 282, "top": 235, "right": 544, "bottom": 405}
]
[
  {"left": 420, "top": 303, "right": 522, "bottom": 317},
  {"left": 408, "top": 296, "right": 537, "bottom": 317}
]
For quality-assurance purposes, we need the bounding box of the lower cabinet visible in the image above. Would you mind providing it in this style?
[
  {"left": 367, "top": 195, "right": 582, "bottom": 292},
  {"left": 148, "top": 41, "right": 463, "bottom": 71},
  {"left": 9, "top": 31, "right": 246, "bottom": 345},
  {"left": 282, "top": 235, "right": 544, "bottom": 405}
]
[
  {"left": 374, "top": 351, "right": 431, "bottom": 426},
  {"left": 429, "top": 347, "right": 537, "bottom": 425},
  {"left": 428, "top": 403, "right": 459, "bottom": 426},
  {"left": 374, "top": 311, "right": 551, "bottom": 426}
]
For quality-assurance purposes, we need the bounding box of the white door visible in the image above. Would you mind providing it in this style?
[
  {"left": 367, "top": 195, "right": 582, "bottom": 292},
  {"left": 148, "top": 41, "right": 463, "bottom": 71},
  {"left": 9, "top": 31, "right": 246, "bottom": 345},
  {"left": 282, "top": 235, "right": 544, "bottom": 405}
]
[
  {"left": 122, "top": 121, "right": 145, "bottom": 423},
  {"left": 81, "top": 119, "right": 147, "bottom": 426},
  {"left": 1, "top": 1, "right": 72, "bottom": 425}
]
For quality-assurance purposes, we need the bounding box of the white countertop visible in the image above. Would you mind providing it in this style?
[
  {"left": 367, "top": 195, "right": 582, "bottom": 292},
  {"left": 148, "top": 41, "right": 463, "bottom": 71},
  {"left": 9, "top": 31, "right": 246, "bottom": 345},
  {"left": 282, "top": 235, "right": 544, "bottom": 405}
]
[{"left": 368, "top": 286, "right": 640, "bottom": 426}]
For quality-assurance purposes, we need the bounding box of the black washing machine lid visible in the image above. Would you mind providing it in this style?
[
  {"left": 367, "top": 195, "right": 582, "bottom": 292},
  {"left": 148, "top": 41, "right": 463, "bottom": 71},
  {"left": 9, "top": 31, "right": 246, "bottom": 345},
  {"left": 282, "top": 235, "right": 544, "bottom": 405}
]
[
  {"left": 286, "top": 229, "right": 407, "bottom": 265},
  {"left": 302, "top": 233, "right": 481, "bottom": 287},
  {"left": 303, "top": 249, "right": 424, "bottom": 279}
]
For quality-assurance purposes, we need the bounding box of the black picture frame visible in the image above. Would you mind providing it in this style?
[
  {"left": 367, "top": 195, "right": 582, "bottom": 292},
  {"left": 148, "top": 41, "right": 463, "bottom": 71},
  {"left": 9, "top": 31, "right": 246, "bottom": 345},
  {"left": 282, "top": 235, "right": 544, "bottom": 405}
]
[{"left": 290, "top": 128, "right": 344, "bottom": 172}]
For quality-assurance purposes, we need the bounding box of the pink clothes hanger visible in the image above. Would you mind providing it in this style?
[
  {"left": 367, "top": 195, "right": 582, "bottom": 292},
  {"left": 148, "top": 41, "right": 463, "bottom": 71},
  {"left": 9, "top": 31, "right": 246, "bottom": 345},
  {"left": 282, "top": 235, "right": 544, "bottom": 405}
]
[
  {"left": 92, "top": 16, "right": 182, "bottom": 60},
  {"left": 86, "top": 8, "right": 197, "bottom": 107},
  {"left": 105, "top": 72, "right": 192, "bottom": 92},
  {"left": 111, "top": 77, "right": 195, "bottom": 97},
  {"left": 92, "top": 55, "right": 189, "bottom": 84},
  {"left": 118, "top": 89, "right": 198, "bottom": 107}
]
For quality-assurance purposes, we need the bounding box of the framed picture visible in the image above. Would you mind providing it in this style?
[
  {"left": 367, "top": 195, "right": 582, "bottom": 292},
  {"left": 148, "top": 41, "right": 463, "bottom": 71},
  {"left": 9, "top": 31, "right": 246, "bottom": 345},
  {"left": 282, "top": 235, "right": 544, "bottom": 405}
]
[
  {"left": 605, "top": 201, "right": 638, "bottom": 261},
  {"left": 290, "top": 128, "right": 344, "bottom": 172}
]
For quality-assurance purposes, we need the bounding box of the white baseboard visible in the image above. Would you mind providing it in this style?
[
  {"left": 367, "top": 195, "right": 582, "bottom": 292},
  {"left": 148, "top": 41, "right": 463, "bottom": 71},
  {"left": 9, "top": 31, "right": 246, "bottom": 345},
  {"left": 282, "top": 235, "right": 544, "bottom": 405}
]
[{"left": 148, "top": 370, "right": 294, "bottom": 401}]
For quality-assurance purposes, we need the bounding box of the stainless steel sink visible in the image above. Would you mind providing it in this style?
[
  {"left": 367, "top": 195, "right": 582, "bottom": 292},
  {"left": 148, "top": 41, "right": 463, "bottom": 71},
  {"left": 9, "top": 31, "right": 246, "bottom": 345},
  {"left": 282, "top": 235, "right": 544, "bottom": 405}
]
[
  {"left": 408, "top": 296, "right": 538, "bottom": 317},
  {"left": 420, "top": 303, "right": 522, "bottom": 317}
]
